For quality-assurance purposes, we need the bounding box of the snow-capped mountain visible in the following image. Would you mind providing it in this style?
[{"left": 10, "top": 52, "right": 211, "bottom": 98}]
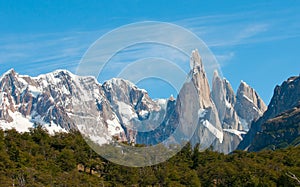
[
  {"left": 0, "top": 49, "right": 267, "bottom": 153},
  {"left": 165, "top": 49, "right": 266, "bottom": 153},
  {"left": 0, "top": 69, "right": 168, "bottom": 145}
]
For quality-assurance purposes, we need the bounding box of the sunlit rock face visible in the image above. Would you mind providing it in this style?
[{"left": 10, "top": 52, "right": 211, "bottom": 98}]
[
  {"left": 0, "top": 50, "right": 267, "bottom": 153},
  {"left": 165, "top": 50, "right": 266, "bottom": 153},
  {"left": 238, "top": 75, "right": 300, "bottom": 151}
]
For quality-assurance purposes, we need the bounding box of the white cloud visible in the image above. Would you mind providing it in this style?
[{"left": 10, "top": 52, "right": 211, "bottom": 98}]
[{"left": 176, "top": 9, "right": 300, "bottom": 48}]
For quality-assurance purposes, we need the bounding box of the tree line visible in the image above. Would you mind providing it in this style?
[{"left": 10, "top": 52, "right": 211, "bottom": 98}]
[{"left": 0, "top": 127, "right": 299, "bottom": 186}]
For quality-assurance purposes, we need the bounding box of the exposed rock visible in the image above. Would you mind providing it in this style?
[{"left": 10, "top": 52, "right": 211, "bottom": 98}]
[
  {"left": 0, "top": 50, "right": 269, "bottom": 154},
  {"left": 249, "top": 104, "right": 300, "bottom": 151},
  {"left": 235, "top": 81, "right": 267, "bottom": 130},
  {"left": 237, "top": 75, "right": 300, "bottom": 150},
  {"left": 190, "top": 49, "right": 212, "bottom": 109},
  {"left": 211, "top": 71, "right": 241, "bottom": 130},
  {"left": 176, "top": 50, "right": 224, "bottom": 151}
]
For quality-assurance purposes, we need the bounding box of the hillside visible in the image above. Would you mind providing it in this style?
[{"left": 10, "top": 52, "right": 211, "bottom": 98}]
[
  {"left": 249, "top": 104, "right": 300, "bottom": 151},
  {"left": 0, "top": 128, "right": 299, "bottom": 186}
]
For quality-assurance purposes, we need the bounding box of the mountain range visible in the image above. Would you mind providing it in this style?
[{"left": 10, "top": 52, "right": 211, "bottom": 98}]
[
  {"left": 238, "top": 75, "right": 300, "bottom": 151},
  {"left": 0, "top": 49, "right": 299, "bottom": 153}
]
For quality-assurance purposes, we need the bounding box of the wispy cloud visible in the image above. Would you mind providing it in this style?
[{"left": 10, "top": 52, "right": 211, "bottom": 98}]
[
  {"left": 1, "top": 7, "right": 299, "bottom": 81},
  {"left": 215, "top": 52, "right": 235, "bottom": 65},
  {"left": 174, "top": 8, "right": 300, "bottom": 69},
  {"left": 74, "top": 22, "right": 225, "bottom": 86},
  {"left": 0, "top": 30, "right": 105, "bottom": 76},
  {"left": 237, "top": 24, "right": 268, "bottom": 39},
  {"left": 179, "top": 9, "right": 300, "bottom": 46}
]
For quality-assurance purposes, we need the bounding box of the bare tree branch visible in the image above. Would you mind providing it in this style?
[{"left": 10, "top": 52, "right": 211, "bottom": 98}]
[{"left": 286, "top": 171, "right": 300, "bottom": 184}]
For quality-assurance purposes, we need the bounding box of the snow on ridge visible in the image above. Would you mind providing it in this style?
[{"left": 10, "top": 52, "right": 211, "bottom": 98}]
[
  {"left": 223, "top": 78, "right": 229, "bottom": 84},
  {"left": 223, "top": 129, "right": 246, "bottom": 140},
  {"left": 28, "top": 85, "right": 42, "bottom": 98},
  {"left": 287, "top": 76, "right": 298, "bottom": 83},
  {"left": 16, "top": 76, "right": 28, "bottom": 86},
  {"left": 87, "top": 135, "right": 108, "bottom": 145},
  {"left": 35, "top": 69, "right": 99, "bottom": 85},
  {"left": 240, "top": 80, "right": 249, "bottom": 87},
  {"left": 45, "top": 123, "right": 68, "bottom": 134},
  {"left": 116, "top": 101, "right": 138, "bottom": 124},
  {"left": 108, "top": 78, "right": 135, "bottom": 86},
  {"left": 198, "top": 108, "right": 207, "bottom": 118},
  {"left": 202, "top": 120, "right": 223, "bottom": 143},
  {"left": 0, "top": 68, "right": 15, "bottom": 80},
  {"left": 240, "top": 80, "right": 258, "bottom": 93},
  {"left": 225, "top": 100, "right": 232, "bottom": 108},
  {"left": 106, "top": 118, "right": 122, "bottom": 135},
  {"left": 0, "top": 110, "right": 33, "bottom": 133},
  {"left": 0, "top": 109, "right": 67, "bottom": 135},
  {"left": 1, "top": 69, "right": 149, "bottom": 96},
  {"left": 252, "top": 106, "right": 259, "bottom": 112},
  {"left": 242, "top": 94, "right": 253, "bottom": 103},
  {"left": 155, "top": 98, "right": 168, "bottom": 109},
  {"left": 105, "top": 78, "right": 149, "bottom": 94}
]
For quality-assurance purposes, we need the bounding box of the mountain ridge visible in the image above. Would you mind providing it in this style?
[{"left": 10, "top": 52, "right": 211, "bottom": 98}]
[
  {"left": 0, "top": 50, "right": 267, "bottom": 153},
  {"left": 237, "top": 75, "right": 300, "bottom": 151}
]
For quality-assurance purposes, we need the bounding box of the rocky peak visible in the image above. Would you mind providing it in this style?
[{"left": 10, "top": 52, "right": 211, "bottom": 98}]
[
  {"left": 189, "top": 49, "right": 211, "bottom": 109},
  {"left": 248, "top": 104, "right": 300, "bottom": 151},
  {"left": 236, "top": 81, "right": 266, "bottom": 111},
  {"left": 223, "top": 79, "right": 236, "bottom": 105},
  {"left": 0, "top": 69, "right": 20, "bottom": 87},
  {"left": 102, "top": 78, "right": 154, "bottom": 109},
  {"left": 237, "top": 75, "right": 300, "bottom": 151},
  {"left": 211, "top": 71, "right": 226, "bottom": 120},
  {"left": 235, "top": 81, "right": 267, "bottom": 129},
  {"left": 0, "top": 49, "right": 270, "bottom": 154},
  {"left": 211, "top": 71, "right": 236, "bottom": 108},
  {"left": 1, "top": 68, "right": 16, "bottom": 78},
  {"left": 266, "top": 76, "right": 300, "bottom": 118},
  {"left": 190, "top": 49, "right": 204, "bottom": 71},
  {"left": 169, "top": 94, "right": 175, "bottom": 101},
  {"left": 211, "top": 71, "right": 240, "bottom": 130},
  {"left": 37, "top": 70, "right": 78, "bottom": 86}
]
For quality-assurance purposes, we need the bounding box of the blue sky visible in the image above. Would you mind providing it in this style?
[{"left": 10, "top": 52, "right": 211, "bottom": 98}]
[{"left": 0, "top": 0, "right": 300, "bottom": 103}]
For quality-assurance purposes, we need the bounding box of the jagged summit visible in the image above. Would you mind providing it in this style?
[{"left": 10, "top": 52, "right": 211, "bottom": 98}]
[
  {"left": 286, "top": 76, "right": 298, "bottom": 83},
  {"left": 235, "top": 80, "right": 267, "bottom": 128},
  {"left": 190, "top": 49, "right": 204, "bottom": 71},
  {"left": 0, "top": 68, "right": 17, "bottom": 80},
  {"left": 240, "top": 80, "right": 249, "bottom": 86},
  {"left": 0, "top": 50, "right": 268, "bottom": 154},
  {"left": 103, "top": 78, "right": 148, "bottom": 94},
  {"left": 213, "top": 70, "right": 219, "bottom": 79},
  {"left": 238, "top": 75, "right": 300, "bottom": 151},
  {"left": 4, "top": 68, "right": 16, "bottom": 74},
  {"left": 169, "top": 94, "right": 175, "bottom": 101}
]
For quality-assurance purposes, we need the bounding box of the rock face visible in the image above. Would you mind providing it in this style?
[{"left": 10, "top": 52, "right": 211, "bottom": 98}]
[
  {"left": 248, "top": 104, "right": 300, "bottom": 151},
  {"left": 178, "top": 50, "right": 223, "bottom": 151},
  {"left": 166, "top": 49, "right": 266, "bottom": 153},
  {"left": 235, "top": 81, "right": 267, "bottom": 130},
  {"left": 237, "top": 75, "right": 300, "bottom": 151},
  {"left": 102, "top": 78, "right": 168, "bottom": 144},
  {"left": 211, "top": 71, "right": 241, "bottom": 130},
  {"left": 0, "top": 69, "right": 168, "bottom": 145},
  {"left": 0, "top": 50, "right": 267, "bottom": 153}
]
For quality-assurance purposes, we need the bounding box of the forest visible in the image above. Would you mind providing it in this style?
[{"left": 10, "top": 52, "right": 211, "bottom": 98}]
[{"left": 0, "top": 127, "right": 299, "bottom": 186}]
